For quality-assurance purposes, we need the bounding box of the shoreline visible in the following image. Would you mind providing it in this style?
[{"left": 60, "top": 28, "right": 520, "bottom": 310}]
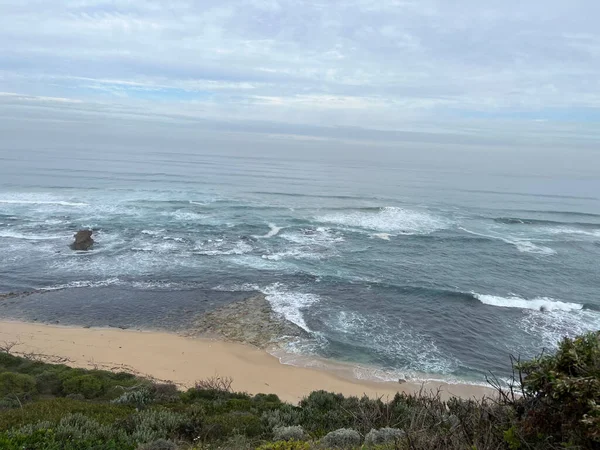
[{"left": 0, "top": 319, "right": 495, "bottom": 403}]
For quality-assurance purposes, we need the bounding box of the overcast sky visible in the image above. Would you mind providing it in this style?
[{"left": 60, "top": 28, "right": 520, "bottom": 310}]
[{"left": 1, "top": 0, "right": 599, "bottom": 145}]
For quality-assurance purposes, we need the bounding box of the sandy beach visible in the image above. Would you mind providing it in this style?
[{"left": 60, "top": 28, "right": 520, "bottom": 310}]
[{"left": 0, "top": 320, "right": 494, "bottom": 403}]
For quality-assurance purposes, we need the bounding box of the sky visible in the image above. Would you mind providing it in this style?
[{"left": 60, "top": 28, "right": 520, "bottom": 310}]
[{"left": 0, "top": 0, "right": 599, "bottom": 146}]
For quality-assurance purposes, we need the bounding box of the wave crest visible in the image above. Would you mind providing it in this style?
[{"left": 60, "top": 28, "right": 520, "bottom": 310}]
[
  {"left": 319, "top": 207, "right": 448, "bottom": 234},
  {"left": 473, "top": 293, "right": 583, "bottom": 312}
]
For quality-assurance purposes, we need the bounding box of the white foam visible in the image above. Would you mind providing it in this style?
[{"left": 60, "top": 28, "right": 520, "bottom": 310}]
[
  {"left": 41, "top": 278, "right": 122, "bottom": 291},
  {"left": 331, "top": 310, "right": 458, "bottom": 375},
  {"left": 459, "top": 227, "right": 556, "bottom": 255},
  {"left": 513, "top": 240, "right": 556, "bottom": 255},
  {"left": 212, "top": 282, "right": 318, "bottom": 333},
  {"left": 169, "top": 210, "right": 204, "bottom": 221},
  {"left": 319, "top": 207, "right": 448, "bottom": 234},
  {"left": 545, "top": 227, "right": 600, "bottom": 238},
  {"left": 255, "top": 223, "right": 283, "bottom": 239},
  {"left": 282, "top": 227, "right": 344, "bottom": 246},
  {"left": 141, "top": 229, "right": 164, "bottom": 237},
  {"left": 41, "top": 278, "right": 193, "bottom": 291},
  {"left": 0, "top": 199, "right": 88, "bottom": 207},
  {"left": 194, "top": 240, "right": 252, "bottom": 256},
  {"left": 519, "top": 309, "right": 600, "bottom": 351},
  {"left": 261, "top": 248, "right": 326, "bottom": 261},
  {"left": 262, "top": 283, "right": 320, "bottom": 332},
  {"left": 474, "top": 293, "right": 583, "bottom": 312},
  {"left": 0, "top": 230, "right": 66, "bottom": 241},
  {"left": 373, "top": 233, "right": 391, "bottom": 240}
]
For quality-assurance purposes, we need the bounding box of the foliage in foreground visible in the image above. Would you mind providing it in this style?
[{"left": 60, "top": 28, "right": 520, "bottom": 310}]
[{"left": 0, "top": 331, "right": 598, "bottom": 449}]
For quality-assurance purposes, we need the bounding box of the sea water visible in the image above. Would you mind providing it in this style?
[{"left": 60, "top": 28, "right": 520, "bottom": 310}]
[{"left": 1, "top": 128, "right": 599, "bottom": 386}]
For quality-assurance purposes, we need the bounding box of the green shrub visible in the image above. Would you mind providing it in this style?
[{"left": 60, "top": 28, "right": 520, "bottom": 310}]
[
  {"left": 136, "top": 438, "right": 178, "bottom": 450},
  {"left": 320, "top": 428, "right": 361, "bottom": 448},
  {"left": 257, "top": 440, "right": 312, "bottom": 450},
  {"left": 130, "top": 409, "right": 187, "bottom": 444},
  {"left": 515, "top": 331, "right": 600, "bottom": 448},
  {"left": 273, "top": 425, "right": 307, "bottom": 442},
  {"left": 0, "top": 372, "right": 37, "bottom": 396},
  {"left": 0, "top": 398, "right": 134, "bottom": 431},
  {"left": 203, "top": 411, "right": 265, "bottom": 440},
  {"left": 262, "top": 404, "right": 303, "bottom": 430},
  {"left": 364, "top": 428, "right": 405, "bottom": 446},
  {"left": 63, "top": 374, "right": 105, "bottom": 399},
  {"left": 35, "top": 369, "right": 64, "bottom": 395},
  {"left": 113, "top": 388, "right": 155, "bottom": 407}
]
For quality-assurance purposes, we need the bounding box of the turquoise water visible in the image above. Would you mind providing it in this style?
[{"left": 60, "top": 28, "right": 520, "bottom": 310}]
[{"left": 1, "top": 141, "right": 599, "bottom": 385}]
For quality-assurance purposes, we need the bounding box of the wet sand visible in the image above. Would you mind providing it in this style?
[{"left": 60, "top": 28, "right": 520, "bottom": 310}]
[{"left": 0, "top": 320, "right": 495, "bottom": 403}]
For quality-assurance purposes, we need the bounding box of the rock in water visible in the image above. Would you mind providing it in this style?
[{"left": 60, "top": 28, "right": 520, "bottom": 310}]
[
  {"left": 188, "top": 294, "right": 310, "bottom": 348},
  {"left": 71, "top": 230, "right": 94, "bottom": 250}
]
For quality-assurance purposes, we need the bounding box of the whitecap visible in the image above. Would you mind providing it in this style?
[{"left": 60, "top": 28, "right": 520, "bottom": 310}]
[
  {"left": 212, "top": 282, "right": 319, "bottom": 332},
  {"left": 194, "top": 240, "right": 253, "bottom": 256},
  {"left": 41, "top": 278, "right": 122, "bottom": 291},
  {"left": 513, "top": 240, "right": 556, "bottom": 255},
  {"left": 319, "top": 207, "right": 448, "bottom": 234},
  {"left": 262, "top": 283, "right": 320, "bottom": 332},
  {"left": 0, "top": 199, "right": 88, "bottom": 207},
  {"left": 329, "top": 310, "right": 458, "bottom": 375},
  {"left": 372, "top": 233, "right": 391, "bottom": 240},
  {"left": 518, "top": 308, "right": 600, "bottom": 353},
  {"left": 169, "top": 210, "right": 204, "bottom": 221},
  {"left": 282, "top": 227, "right": 344, "bottom": 246},
  {"left": 254, "top": 223, "right": 283, "bottom": 239},
  {"left": 459, "top": 227, "right": 556, "bottom": 255},
  {"left": 141, "top": 229, "right": 164, "bottom": 237},
  {"left": 544, "top": 227, "right": 600, "bottom": 238},
  {"left": 261, "top": 248, "right": 326, "bottom": 261},
  {"left": 473, "top": 293, "right": 583, "bottom": 312},
  {"left": 0, "top": 230, "right": 67, "bottom": 241}
]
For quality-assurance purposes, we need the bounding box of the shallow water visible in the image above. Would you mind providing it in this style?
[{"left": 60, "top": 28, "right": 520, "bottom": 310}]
[{"left": 1, "top": 139, "right": 599, "bottom": 385}]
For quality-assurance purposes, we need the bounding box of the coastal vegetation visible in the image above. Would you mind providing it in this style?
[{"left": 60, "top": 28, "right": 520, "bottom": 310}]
[{"left": 0, "top": 331, "right": 598, "bottom": 449}]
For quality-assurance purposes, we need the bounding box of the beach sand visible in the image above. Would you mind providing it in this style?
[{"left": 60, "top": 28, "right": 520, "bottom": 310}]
[{"left": 0, "top": 320, "right": 494, "bottom": 403}]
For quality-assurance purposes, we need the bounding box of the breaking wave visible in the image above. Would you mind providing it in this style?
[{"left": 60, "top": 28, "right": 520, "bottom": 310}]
[
  {"left": 459, "top": 227, "right": 556, "bottom": 255},
  {"left": 473, "top": 293, "right": 583, "bottom": 312},
  {"left": 319, "top": 207, "right": 449, "bottom": 234}
]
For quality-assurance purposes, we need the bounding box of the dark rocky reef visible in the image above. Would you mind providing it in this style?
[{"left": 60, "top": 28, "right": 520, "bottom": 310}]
[
  {"left": 187, "top": 294, "right": 309, "bottom": 348},
  {"left": 71, "top": 230, "right": 94, "bottom": 251}
]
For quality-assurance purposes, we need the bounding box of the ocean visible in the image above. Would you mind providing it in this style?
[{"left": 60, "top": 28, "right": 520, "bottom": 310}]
[{"left": 1, "top": 133, "right": 599, "bottom": 386}]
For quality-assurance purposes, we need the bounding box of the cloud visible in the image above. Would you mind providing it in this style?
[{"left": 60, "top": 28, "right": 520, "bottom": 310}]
[{"left": 0, "top": 0, "right": 598, "bottom": 137}]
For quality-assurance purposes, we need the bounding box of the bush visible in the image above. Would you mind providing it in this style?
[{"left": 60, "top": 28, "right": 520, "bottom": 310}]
[
  {"left": 320, "top": 428, "right": 361, "bottom": 448},
  {"left": 62, "top": 374, "right": 105, "bottom": 399},
  {"left": 257, "top": 441, "right": 311, "bottom": 450},
  {"left": 364, "top": 428, "right": 405, "bottom": 446},
  {"left": 151, "top": 383, "right": 180, "bottom": 403},
  {"left": 136, "top": 438, "right": 178, "bottom": 450},
  {"left": 130, "top": 409, "right": 187, "bottom": 444},
  {"left": 0, "top": 398, "right": 134, "bottom": 432},
  {"left": 35, "top": 369, "right": 63, "bottom": 395},
  {"left": 0, "top": 372, "right": 36, "bottom": 396},
  {"left": 113, "top": 388, "right": 154, "bottom": 407},
  {"left": 273, "top": 425, "right": 307, "bottom": 442},
  {"left": 262, "top": 405, "right": 303, "bottom": 430},
  {"left": 514, "top": 331, "right": 600, "bottom": 448}
]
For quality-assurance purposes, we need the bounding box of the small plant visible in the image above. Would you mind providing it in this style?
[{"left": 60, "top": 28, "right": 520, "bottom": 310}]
[
  {"left": 257, "top": 440, "right": 311, "bottom": 450},
  {"left": 194, "top": 376, "right": 233, "bottom": 392},
  {"left": 273, "top": 425, "right": 307, "bottom": 442},
  {"left": 364, "top": 427, "right": 405, "bottom": 446},
  {"left": 137, "top": 438, "right": 178, "bottom": 450},
  {"left": 263, "top": 405, "right": 303, "bottom": 429},
  {"left": 62, "top": 374, "right": 104, "bottom": 399},
  {"left": 0, "top": 372, "right": 36, "bottom": 396},
  {"left": 320, "top": 428, "right": 361, "bottom": 448},
  {"left": 113, "top": 388, "right": 154, "bottom": 407}
]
